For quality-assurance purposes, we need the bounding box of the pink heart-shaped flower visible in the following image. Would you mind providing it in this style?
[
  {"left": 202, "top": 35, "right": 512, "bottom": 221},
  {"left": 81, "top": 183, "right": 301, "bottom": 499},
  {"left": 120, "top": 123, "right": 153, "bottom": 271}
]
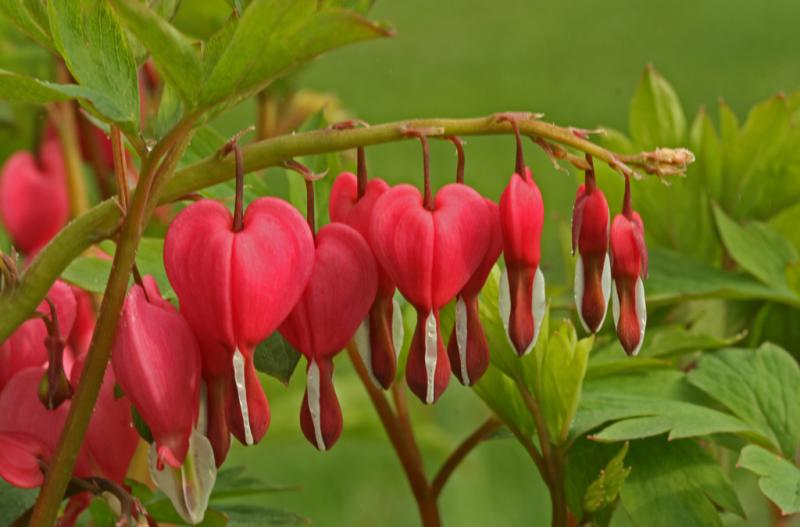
[
  {"left": 370, "top": 183, "right": 491, "bottom": 403},
  {"left": 0, "top": 140, "right": 68, "bottom": 255},
  {"left": 280, "top": 222, "right": 378, "bottom": 450}
]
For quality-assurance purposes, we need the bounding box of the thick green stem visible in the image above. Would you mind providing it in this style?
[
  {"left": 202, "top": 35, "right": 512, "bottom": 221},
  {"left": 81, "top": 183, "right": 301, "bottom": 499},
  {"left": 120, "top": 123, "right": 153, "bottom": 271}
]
[
  {"left": 0, "top": 114, "right": 693, "bottom": 342},
  {"left": 26, "top": 116, "right": 196, "bottom": 527}
]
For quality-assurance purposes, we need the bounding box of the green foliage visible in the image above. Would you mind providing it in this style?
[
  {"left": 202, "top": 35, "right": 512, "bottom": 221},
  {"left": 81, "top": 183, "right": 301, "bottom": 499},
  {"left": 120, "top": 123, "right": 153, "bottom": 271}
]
[
  {"left": 0, "top": 0, "right": 53, "bottom": 49},
  {"left": 687, "top": 343, "right": 800, "bottom": 457},
  {"left": 619, "top": 438, "right": 744, "bottom": 527},
  {"left": 628, "top": 65, "right": 687, "bottom": 149},
  {"left": 737, "top": 445, "right": 800, "bottom": 515},
  {"left": 48, "top": 0, "right": 140, "bottom": 131},
  {"left": 0, "top": 480, "right": 37, "bottom": 526},
  {"left": 582, "top": 442, "right": 630, "bottom": 514},
  {"left": 254, "top": 332, "right": 302, "bottom": 385}
]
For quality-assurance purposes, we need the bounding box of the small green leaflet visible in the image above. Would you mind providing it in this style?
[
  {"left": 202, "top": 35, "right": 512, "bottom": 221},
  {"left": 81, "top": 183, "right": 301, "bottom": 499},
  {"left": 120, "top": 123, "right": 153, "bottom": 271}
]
[
  {"left": 253, "top": 332, "right": 302, "bottom": 385},
  {"left": 583, "top": 442, "right": 631, "bottom": 514},
  {"left": 737, "top": 445, "right": 800, "bottom": 515}
]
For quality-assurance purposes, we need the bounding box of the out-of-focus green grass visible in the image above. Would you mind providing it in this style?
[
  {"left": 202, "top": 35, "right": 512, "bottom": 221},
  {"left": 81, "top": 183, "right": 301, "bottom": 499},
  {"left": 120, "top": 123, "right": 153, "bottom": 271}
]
[{"left": 203, "top": 1, "right": 800, "bottom": 525}]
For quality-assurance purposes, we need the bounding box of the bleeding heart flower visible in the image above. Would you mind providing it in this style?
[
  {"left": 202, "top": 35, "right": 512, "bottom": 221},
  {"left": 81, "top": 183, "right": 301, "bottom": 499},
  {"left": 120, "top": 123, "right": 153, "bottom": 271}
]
[
  {"left": 280, "top": 223, "right": 378, "bottom": 450},
  {"left": 0, "top": 280, "right": 76, "bottom": 391},
  {"left": 447, "top": 198, "right": 502, "bottom": 386},
  {"left": 0, "top": 367, "right": 93, "bottom": 478},
  {"left": 499, "top": 165, "right": 546, "bottom": 356},
  {"left": 370, "top": 183, "right": 491, "bottom": 403},
  {"left": 329, "top": 172, "right": 403, "bottom": 389},
  {"left": 0, "top": 432, "right": 48, "bottom": 488},
  {"left": 67, "top": 287, "right": 95, "bottom": 361},
  {"left": 164, "top": 197, "right": 314, "bottom": 461},
  {"left": 610, "top": 177, "right": 648, "bottom": 356},
  {"left": 71, "top": 357, "right": 138, "bottom": 483},
  {"left": 0, "top": 140, "right": 69, "bottom": 255},
  {"left": 572, "top": 157, "right": 611, "bottom": 334},
  {"left": 112, "top": 276, "right": 201, "bottom": 469}
]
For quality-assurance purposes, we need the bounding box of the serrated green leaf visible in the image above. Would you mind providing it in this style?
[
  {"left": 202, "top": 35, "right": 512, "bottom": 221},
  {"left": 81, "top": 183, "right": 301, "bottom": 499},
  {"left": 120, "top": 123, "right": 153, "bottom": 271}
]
[
  {"left": 110, "top": 0, "right": 202, "bottom": 105},
  {"left": 539, "top": 320, "right": 592, "bottom": 443},
  {"left": 0, "top": 480, "right": 37, "bottom": 526},
  {"left": 0, "top": 68, "right": 94, "bottom": 104},
  {"left": 48, "top": 0, "right": 140, "bottom": 131},
  {"left": 628, "top": 64, "right": 686, "bottom": 149},
  {"left": 688, "top": 108, "right": 722, "bottom": 198},
  {"left": 583, "top": 442, "right": 630, "bottom": 514},
  {"left": 619, "top": 437, "right": 744, "bottom": 526},
  {"left": 687, "top": 343, "right": 800, "bottom": 457},
  {"left": 646, "top": 247, "right": 800, "bottom": 307},
  {"left": 737, "top": 445, "right": 800, "bottom": 515},
  {"left": 201, "top": 14, "right": 239, "bottom": 79},
  {"left": 200, "top": 0, "right": 391, "bottom": 108},
  {"left": 713, "top": 203, "right": 798, "bottom": 292},
  {"left": 253, "top": 332, "right": 302, "bottom": 385}
]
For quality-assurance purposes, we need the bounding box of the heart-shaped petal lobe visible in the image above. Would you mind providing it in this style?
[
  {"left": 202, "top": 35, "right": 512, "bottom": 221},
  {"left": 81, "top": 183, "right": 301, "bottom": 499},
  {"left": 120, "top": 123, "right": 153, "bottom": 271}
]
[{"left": 0, "top": 432, "right": 48, "bottom": 488}]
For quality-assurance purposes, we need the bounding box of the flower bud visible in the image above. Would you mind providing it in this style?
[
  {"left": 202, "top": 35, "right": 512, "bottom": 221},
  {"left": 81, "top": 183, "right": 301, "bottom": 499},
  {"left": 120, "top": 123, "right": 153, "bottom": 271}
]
[
  {"left": 112, "top": 276, "right": 201, "bottom": 469},
  {"left": 572, "top": 160, "right": 611, "bottom": 333},
  {"left": 610, "top": 179, "right": 648, "bottom": 355},
  {"left": 499, "top": 167, "right": 546, "bottom": 356},
  {"left": 370, "top": 184, "right": 491, "bottom": 403},
  {"left": 0, "top": 140, "right": 69, "bottom": 255}
]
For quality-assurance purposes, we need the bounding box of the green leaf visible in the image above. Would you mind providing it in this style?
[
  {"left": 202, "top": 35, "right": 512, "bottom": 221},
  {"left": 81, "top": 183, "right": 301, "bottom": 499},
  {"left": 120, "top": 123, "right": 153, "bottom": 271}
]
[
  {"left": 688, "top": 107, "right": 723, "bottom": 198},
  {"left": 687, "top": 343, "right": 800, "bottom": 457},
  {"left": 49, "top": 0, "right": 140, "bottom": 131},
  {"left": 646, "top": 248, "right": 800, "bottom": 307},
  {"left": 0, "top": 0, "right": 53, "bottom": 49},
  {"left": 214, "top": 504, "right": 308, "bottom": 526},
  {"left": 131, "top": 405, "right": 154, "bottom": 443},
  {"left": 110, "top": 0, "right": 202, "bottom": 105},
  {"left": 472, "top": 364, "right": 536, "bottom": 440},
  {"left": 154, "top": 82, "right": 184, "bottom": 139},
  {"left": 212, "top": 467, "right": 297, "bottom": 500},
  {"left": 628, "top": 64, "right": 686, "bottom": 149},
  {"left": 253, "top": 332, "right": 302, "bottom": 385},
  {"left": 145, "top": 499, "right": 228, "bottom": 526},
  {"left": 538, "top": 320, "right": 592, "bottom": 443},
  {"left": 318, "top": 0, "right": 376, "bottom": 14},
  {"left": 619, "top": 438, "right": 744, "bottom": 526},
  {"left": 200, "top": 0, "right": 391, "bottom": 108},
  {"left": 0, "top": 480, "right": 37, "bottom": 526},
  {"left": 223, "top": 0, "right": 244, "bottom": 15},
  {"left": 641, "top": 325, "right": 746, "bottom": 358},
  {"left": 737, "top": 445, "right": 800, "bottom": 515},
  {"left": 564, "top": 437, "right": 621, "bottom": 522},
  {"left": 62, "top": 256, "right": 113, "bottom": 293},
  {"left": 768, "top": 201, "right": 800, "bottom": 253},
  {"left": 583, "top": 442, "right": 631, "bottom": 514},
  {"left": 713, "top": 203, "right": 798, "bottom": 292},
  {"left": 0, "top": 68, "right": 97, "bottom": 104}
]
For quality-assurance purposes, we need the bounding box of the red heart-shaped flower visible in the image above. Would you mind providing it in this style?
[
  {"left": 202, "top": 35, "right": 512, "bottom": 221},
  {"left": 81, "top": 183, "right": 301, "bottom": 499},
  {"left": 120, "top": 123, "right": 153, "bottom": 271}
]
[
  {"left": 370, "top": 183, "right": 491, "bottom": 403},
  {"left": 329, "top": 172, "right": 401, "bottom": 388},
  {"left": 280, "top": 222, "right": 378, "bottom": 450}
]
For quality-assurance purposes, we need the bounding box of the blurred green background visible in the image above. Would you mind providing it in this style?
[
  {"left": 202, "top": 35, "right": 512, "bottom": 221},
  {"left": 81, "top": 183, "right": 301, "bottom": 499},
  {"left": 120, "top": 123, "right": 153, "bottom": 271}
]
[{"left": 175, "top": 1, "right": 800, "bottom": 526}]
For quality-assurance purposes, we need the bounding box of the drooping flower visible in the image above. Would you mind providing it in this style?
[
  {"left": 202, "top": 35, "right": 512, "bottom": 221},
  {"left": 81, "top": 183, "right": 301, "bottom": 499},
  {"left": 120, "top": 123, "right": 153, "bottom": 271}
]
[
  {"left": 572, "top": 156, "right": 611, "bottom": 334},
  {"left": 0, "top": 280, "right": 76, "bottom": 391},
  {"left": 0, "top": 140, "right": 69, "bottom": 255},
  {"left": 498, "top": 130, "right": 546, "bottom": 356},
  {"left": 280, "top": 222, "right": 378, "bottom": 450},
  {"left": 329, "top": 172, "right": 403, "bottom": 388},
  {"left": 447, "top": 198, "right": 502, "bottom": 385},
  {"left": 164, "top": 196, "right": 314, "bottom": 464},
  {"left": 0, "top": 432, "right": 48, "bottom": 488},
  {"left": 370, "top": 179, "right": 491, "bottom": 403},
  {"left": 112, "top": 276, "right": 201, "bottom": 469},
  {"left": 610, "top": 176, "right": 648, "bottom": 355}
]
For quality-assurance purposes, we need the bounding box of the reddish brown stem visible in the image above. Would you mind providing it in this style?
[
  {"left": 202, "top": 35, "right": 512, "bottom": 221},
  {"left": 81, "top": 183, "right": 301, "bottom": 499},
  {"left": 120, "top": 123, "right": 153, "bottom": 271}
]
[
  {"left": 584, "top": 154, "right": 596, "bottom": 193},
  {"left": 622, "top": 174, "right": 633, "bottom": 218},
  {"left": 446, "top": 136, "right": 465, "bottom": 184},
  {"left": 356, "top": 146, "right": 367, "bottom": 199},
  {"left": 305, "top": 178, "right": 315, "bottom": 235},
  {"left": 232, "top": 144, "right": 245, "bottom": 232}
]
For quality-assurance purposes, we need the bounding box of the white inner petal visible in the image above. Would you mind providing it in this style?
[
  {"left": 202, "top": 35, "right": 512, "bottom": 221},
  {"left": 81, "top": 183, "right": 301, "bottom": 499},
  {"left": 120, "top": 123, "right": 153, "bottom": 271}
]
[
  {"left": 455, "top": 296, "right": 470, "bottom": 385},
  {"left": 632, "top": 277, "right": 647, "bottom": 356},
  {"left": 598, "top": 253, "right": 612, "bottom": 329},
  {"left": 232, "top": 349, "right": 253, "bottom": 446},
  {"left": 573, "top": 255, "right": 589, "bottom": 333},
  {"left": 353, "top": 317, "right": 378, "bottom": 386},
  {"left": 391, "top": 298, "right": 404, "bottom": 359},
  {"left": 424, "top": 310, "right": 438, "bottom": 404},
  {"left": 306, "top": 360, "right": 326, "bottom": 451},
  {"left": 611, "top": 280, "right": 620, "bottom": 329},
  {"left": 529, "top": 267, "right": 546, "bottom": 355},
  {"left": 148, "top": 429, "right": 216, "bottom": 525}
]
